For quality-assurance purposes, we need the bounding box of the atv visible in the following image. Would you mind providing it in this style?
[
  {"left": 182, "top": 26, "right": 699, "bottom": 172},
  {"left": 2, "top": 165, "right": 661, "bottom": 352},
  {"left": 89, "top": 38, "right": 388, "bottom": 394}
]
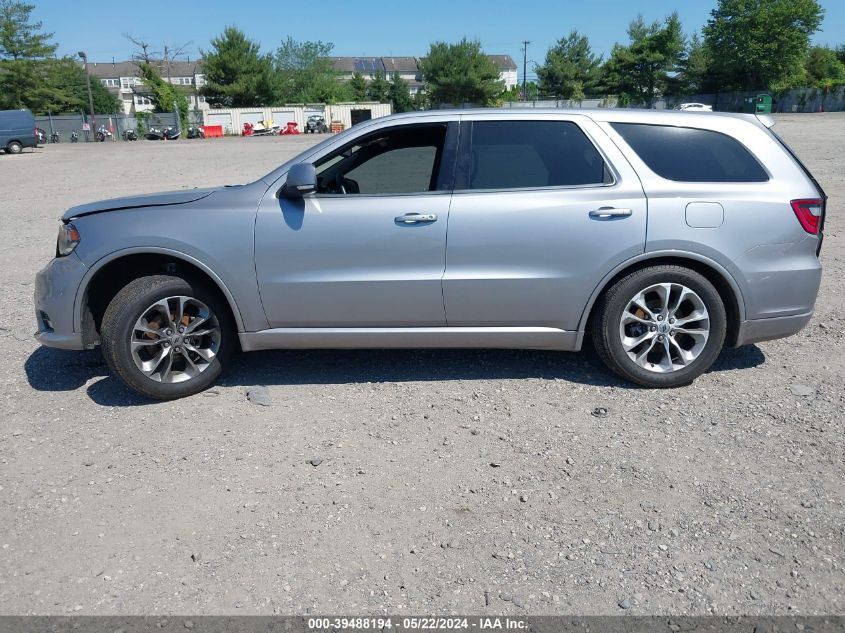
[{"left": 305, "top": 114, "right": 328, "bottom": 134}]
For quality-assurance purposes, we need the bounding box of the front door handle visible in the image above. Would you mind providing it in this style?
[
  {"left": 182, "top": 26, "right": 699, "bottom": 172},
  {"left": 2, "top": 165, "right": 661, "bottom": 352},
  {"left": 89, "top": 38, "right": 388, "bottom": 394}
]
[
  {"left": 589, "top": 207, "right": 632, "bottom": 219},
  {"left": 395, "top": 213, "right": 438, "bottom": 224}
]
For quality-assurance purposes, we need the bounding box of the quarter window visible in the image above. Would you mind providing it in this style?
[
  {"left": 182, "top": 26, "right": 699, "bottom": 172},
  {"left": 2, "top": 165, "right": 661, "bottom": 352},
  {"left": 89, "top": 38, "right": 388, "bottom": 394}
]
[
  {"left": 466, "top": 121, "right": 611, "bottom": 190},
  {"left": 611, "top": 123, "right": 768, "bottom": 183}
]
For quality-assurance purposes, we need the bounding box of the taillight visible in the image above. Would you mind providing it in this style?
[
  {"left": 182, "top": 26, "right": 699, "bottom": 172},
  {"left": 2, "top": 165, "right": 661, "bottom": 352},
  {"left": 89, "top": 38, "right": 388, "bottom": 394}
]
[{"left": 791, "top": 199, "right": 823, "bottom": 234}]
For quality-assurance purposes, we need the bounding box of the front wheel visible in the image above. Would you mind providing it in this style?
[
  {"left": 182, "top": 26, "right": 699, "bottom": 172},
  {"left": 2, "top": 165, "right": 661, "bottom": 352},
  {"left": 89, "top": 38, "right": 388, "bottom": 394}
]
[
  {"left": 100, "top": 275, "right": 234, "bottom": 400},
  {"left": 590, "top": 265, "right": 727, "bottom": 388}
]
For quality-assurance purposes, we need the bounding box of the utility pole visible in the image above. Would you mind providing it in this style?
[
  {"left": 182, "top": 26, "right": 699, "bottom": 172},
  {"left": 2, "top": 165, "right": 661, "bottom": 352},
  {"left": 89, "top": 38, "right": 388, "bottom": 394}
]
[
  {"left": 521, "top": 41, "right": 530, "bottom": 102},
  {"left": 164, "top": 45, "right": 172, "bottom": 82},
  {"left": 78, "top": 51, "right": 96, "bottom": 141}
]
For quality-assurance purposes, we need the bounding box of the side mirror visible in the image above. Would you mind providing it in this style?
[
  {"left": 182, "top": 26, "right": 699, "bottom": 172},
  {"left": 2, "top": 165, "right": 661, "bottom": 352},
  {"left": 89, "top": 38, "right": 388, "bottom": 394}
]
[{"left": 280, "top": 163, "right": 317, "bottom": 198}]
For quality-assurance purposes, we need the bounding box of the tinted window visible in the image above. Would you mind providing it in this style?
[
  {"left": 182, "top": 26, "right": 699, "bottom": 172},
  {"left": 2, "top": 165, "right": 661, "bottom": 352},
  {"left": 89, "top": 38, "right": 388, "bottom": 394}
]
[
  {"left": 345, "top": 146, "right": 438, "bottom": 194},
  {"left": 611, "top": 123, "right": 768, "bottom": 183},
  {"left": 467, "top": 121, "right": 610, "bottom": 190},
  {"left": 315, "top": 125, "right": 446, "bottom": 195}
]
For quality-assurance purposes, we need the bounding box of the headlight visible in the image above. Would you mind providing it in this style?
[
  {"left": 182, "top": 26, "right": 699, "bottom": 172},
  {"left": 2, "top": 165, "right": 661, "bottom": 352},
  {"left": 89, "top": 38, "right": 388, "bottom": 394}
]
[{"left": 56, "top": 223, "right": 80, "bottom": 256}]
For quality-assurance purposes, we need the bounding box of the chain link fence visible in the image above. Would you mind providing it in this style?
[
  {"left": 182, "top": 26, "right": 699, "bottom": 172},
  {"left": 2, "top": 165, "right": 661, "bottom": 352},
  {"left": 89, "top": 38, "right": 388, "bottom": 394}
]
[
  {"left": 34, "top": 111, "right": 204, "bottom": 142},
  {"left": 500, "top": 86, "right": 845, "bottom": 113}
]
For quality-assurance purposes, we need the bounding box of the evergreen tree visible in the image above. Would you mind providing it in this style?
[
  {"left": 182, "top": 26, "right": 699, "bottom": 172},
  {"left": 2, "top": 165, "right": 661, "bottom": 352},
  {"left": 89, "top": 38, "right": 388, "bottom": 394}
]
[
  {"left": 601, "top": 13, "right": 684, "bottom": 106},
  {"left": 200, "top": 26, "right": 274, "bottom": 107},
  {"left": 419, "top": 39, "right": 503, "bottom": 106},
  {"left": 0, "top": 0, "right": 57, "bottom": 111},
  {"left": 388, "top": 72, "right": 414, "bottom": 112},
  {"left": 349, "top": 71, "right": 367, "bottom": 101},
  {"left": 274, "top": 37, "right": 347, "bottom": 103},
  {"left": 537, "top": 31, "right": 600, "bottom": 99},
  {"left": 0, "top": 0, "right": 55, "bottom": 59},
  {"left": 366, "top": 71, "right": 390, "bottom": 102}
]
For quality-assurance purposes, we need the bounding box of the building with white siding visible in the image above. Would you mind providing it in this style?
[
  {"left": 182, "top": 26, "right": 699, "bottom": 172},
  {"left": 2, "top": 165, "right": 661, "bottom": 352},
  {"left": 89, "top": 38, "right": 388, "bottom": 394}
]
[
  {"left": 381, "top": 57, "right": 424, "bottom": 94},
  {"left": 330, "top": 55, "right": 518, "bottom": 94},
  {"left": 86, "top": 53, "right": 519, "bottom": 114},
  {"left": 86, "top": 60, "right": 207, "bottom": 115},
  {"left": 486, "top": 55, "right": 519, "bottom": 91}
]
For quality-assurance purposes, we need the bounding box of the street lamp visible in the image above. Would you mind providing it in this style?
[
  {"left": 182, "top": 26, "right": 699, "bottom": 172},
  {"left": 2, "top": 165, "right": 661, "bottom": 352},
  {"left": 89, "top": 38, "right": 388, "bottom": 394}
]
[{"left": 78, "top": 51, "right": 96, "bottom": 140}]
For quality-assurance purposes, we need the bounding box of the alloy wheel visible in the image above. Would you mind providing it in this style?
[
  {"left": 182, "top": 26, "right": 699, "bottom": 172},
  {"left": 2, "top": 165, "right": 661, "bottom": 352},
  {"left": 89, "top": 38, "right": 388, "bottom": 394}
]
[
  {"left": 130, "top": 296, "right": 221, "bottom": 383},
  {"left": 618, "top": 283, "right": 710, "bottom": 373}
]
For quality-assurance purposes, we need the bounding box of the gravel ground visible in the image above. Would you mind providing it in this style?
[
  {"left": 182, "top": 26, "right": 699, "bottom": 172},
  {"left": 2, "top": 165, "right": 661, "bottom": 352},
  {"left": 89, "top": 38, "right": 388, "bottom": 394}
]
[{"left": 0, "top": 115, "right": 843, "bottom": 616}]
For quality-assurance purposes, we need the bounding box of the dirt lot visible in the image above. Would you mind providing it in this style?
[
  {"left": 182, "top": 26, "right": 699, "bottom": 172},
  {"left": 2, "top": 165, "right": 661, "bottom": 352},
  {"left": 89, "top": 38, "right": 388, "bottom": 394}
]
[{"left": 0, "top": 115, "right": 843, "bottom": 616}]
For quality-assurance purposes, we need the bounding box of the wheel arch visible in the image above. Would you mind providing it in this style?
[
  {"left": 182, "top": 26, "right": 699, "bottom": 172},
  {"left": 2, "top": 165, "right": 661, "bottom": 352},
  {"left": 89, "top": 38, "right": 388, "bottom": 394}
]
[
  {"left": 578, "top": 251, "right": 746, "bottom": 348},
  {"left": 75, "top": 247, "right": 246, "bottom": 346}
]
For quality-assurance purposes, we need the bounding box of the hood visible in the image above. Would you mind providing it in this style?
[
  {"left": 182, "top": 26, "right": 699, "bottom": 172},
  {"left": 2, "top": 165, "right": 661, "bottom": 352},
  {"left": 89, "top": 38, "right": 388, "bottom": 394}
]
[{"left": 62, "top": 187, "right": 218, "bottom": 221}]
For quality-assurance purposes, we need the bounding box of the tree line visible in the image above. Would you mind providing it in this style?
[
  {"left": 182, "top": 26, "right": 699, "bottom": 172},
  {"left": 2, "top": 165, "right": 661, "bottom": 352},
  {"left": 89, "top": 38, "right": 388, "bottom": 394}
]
[
  {"left": 200, "top": 0, "right": 841, "bottom": 110},
  {"left": 0, "top": 0, "right": 121, "bottom": 113},
  {"left": 2, "top": 0, "right": 842, "bottom": 116},
  {"left": 533, "top": 0, "right": 841, "bottom": 106},
  {"left": 199, "top": 28, "right": 423, "bottom": 112}
]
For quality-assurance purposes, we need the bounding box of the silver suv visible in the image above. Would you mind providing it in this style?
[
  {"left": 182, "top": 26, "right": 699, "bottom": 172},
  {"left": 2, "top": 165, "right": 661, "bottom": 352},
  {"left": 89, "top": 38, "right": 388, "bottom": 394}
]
[{"left": 34, "top": 109, "right": 825, "bottom": 399}]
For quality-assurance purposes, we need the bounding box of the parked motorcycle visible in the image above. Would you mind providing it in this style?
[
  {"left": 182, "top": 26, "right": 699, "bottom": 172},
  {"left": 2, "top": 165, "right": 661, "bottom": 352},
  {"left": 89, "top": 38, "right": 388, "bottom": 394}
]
[
  {"left": 122, "top": 129, "right": 138, "bottom": 141},
  {"left": 187, "top": 126, "right": 205, "bottom": 139},
  {"left": 50, "top": 131, "right": 60, "bottom": 143},
  {"left": 145, "top": 127, "right": 164, "bottom": 140},
  {"left": 163, "top": 127, "right": 180, "bottom": 140},
  {"left": 70, "top": 131, "right": 79, "bottom": 143},
  {"left": 36, "top": 127, "right": 46, "bottom": 144},
  {"left": 95, "top": 125, "right": 113, "bottom": 142}
]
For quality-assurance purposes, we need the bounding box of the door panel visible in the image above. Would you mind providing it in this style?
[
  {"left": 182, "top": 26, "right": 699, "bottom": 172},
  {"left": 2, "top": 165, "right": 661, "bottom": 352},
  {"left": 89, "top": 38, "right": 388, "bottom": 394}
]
[
  {"left": 254, "top": 120, "right": 456, "bottom": 328},
  {"left": 255, "top": 193, "right": 450, "bottom": 327},
  {"left": 443, "top": 116, "right": 647, "bottom": 330}
]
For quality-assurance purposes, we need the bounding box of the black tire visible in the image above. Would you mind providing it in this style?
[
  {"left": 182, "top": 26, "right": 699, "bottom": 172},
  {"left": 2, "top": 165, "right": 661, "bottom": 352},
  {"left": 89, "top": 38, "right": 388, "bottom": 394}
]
[
  {"left": 100, "top": 275, "right": 235, "bottom": 400},
  {"left": 7, "top": 141, "right": 23, "bottom": 154},
  {"left": 590, "top": 265, "right": 727, "bottom": 388}
]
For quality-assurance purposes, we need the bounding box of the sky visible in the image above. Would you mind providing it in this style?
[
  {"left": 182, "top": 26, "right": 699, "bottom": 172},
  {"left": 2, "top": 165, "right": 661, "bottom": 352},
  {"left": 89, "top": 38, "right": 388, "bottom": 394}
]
[{"left": 31, "top": 0, "right": 845, "bottom": 82}]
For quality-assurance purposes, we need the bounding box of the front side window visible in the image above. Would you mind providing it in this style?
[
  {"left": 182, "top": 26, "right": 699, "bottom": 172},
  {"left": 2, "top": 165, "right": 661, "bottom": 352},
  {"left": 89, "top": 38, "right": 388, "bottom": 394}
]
[
  {"left": 314, "top": 124, "right": 447, "bottom": 195},
  {"left": 465, "top": 120, "right": 611, "bottom": 190},
  {"left": 611, "top": 123, "right": 768, "bottom": 183}
]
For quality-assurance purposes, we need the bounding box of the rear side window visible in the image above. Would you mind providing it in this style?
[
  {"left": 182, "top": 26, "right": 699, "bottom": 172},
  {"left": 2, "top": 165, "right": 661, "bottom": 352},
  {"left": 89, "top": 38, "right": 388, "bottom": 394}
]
[
  {"left": 611, "top": 123, "right": 768, "bottom": 183},
  {"left": 466, "top": 121, "right": 611, "bottom": 190}
]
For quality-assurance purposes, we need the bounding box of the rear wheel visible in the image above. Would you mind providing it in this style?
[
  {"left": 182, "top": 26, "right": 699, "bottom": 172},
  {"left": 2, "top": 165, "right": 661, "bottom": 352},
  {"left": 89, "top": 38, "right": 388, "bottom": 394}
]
[
  {"left": 7, "top": 141, "right": 23, "bottom": 154},
  {"left": 100, "top": 275, "right": 234, "bottom": 400},
  {"left": 590, "top": 265, "right": 726, "bottom": 388}
]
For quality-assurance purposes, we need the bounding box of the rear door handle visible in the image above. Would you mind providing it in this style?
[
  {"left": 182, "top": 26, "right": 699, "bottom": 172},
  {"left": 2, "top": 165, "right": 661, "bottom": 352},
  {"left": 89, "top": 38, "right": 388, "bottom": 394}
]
[
  {"left": 589, "top": 207, "right": 632, "bottom": 219},
  {"left": 395, "top": 213, "right": 438, "bottom": 224}
]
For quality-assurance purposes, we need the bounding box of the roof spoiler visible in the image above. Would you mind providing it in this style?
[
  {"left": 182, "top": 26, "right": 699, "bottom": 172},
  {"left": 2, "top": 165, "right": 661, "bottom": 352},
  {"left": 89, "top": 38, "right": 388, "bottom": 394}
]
[{"left": 756, "top": 114, "right": 775, "bottom": 129}]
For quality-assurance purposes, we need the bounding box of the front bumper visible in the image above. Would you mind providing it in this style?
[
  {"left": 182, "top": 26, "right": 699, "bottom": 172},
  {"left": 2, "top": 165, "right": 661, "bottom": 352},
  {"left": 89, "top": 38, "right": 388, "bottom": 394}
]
[
  {"left": 733, "top": 311, "right": 813, "bottom": 347},
  {"left": 33, "top": 253, "right": 89, "bottom": 350}
]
